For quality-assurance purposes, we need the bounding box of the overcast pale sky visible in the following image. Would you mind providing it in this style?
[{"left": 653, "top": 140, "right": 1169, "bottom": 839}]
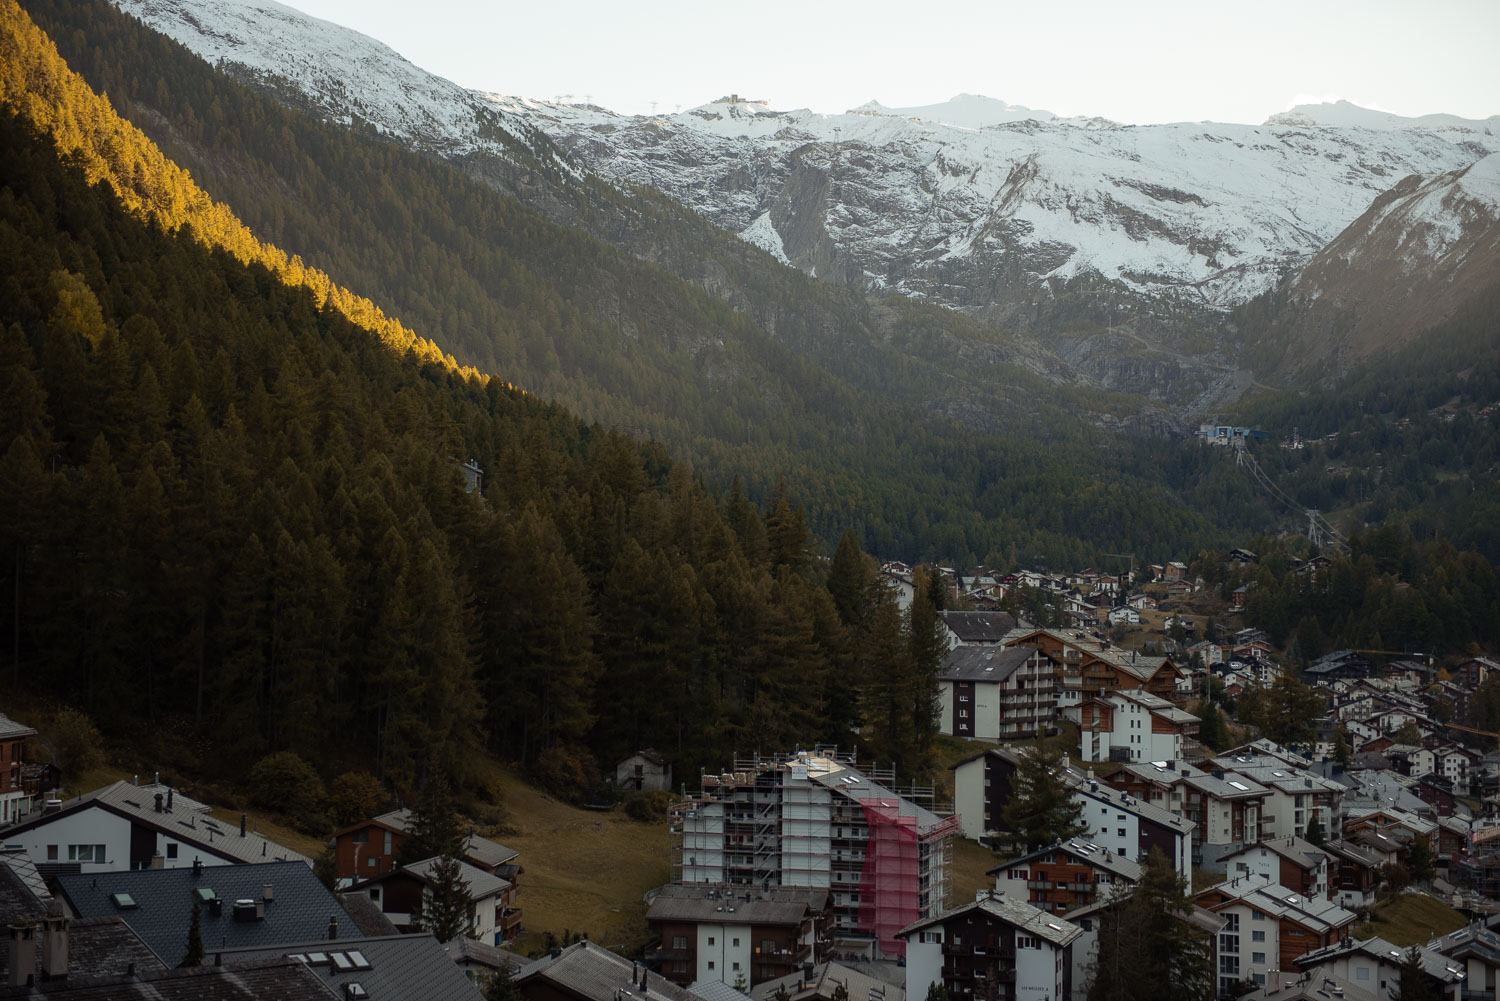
[{"left": 283, "top": 0, "right": 1499, "bottom": 125}]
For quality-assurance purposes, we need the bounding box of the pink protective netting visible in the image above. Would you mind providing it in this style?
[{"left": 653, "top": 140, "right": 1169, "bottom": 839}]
[{"left": 858, "top": 797, "right": 919, "bottom": 958}]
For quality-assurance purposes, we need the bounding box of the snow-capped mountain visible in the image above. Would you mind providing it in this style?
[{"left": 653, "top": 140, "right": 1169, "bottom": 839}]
[
  {"left": 486, "top": 93, "right": 1499, "bottom": 319},
  {"left": 104, "top": 0, "right": 1500, "bottom": 392}
]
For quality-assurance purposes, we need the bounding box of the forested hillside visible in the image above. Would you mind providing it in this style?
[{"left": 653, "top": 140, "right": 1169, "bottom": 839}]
[
  {"left": 13, "top": 0, "right": 1235, "bottom": 567},
  {"left": 0, "top": 0, "right": 973, "bottom": 793},
  {"left": 1229, "top": 279, "right": 1500, "bottom": 561}
]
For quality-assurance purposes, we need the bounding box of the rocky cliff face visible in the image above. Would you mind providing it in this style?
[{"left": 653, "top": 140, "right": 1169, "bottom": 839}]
[{"left": 488, "top": 95, "right": 1499, "bottom": 324}]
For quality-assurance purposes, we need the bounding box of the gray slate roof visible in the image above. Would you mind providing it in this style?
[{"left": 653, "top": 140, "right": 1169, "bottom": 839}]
[
  {"left": 368, "top": 810, "right": 518, "bottom": 869},
  {"left": 0, "top": 956, "right": 338, "bottom": 1000},
  {"left": 444, "top": 936, "right": 529, "bottom": 973},
  {"left": 0, "top": 915, "right": 168, "bottom": 987},
  {"left": 517, "top": 941, "right": 702, "bottom": 1001},
  {"left": 898, "top": 892, "right": 1082, "bottom": 948},
  {"left": 0, "top": 780, "right": 310, "bottom": 866},
  {"left": 648, "top": 884, "right": 828, "bottom": 926},
  {"left": 339, "top": 890, "right": 400, "bottom": 938},
  {"left": 939, "top": 645, "right": 1036, "bottom": 683},
  {"left": 939, "top": 611, "right": 1018, "bottom": 643},
  {"left": 55, "top": 860, "right": 353, "bottom": 967},
  {"left": 0, "top": 713, "right": 37, "bottom": 741},
  {"left": 218, "top": 933, "right": 482, "bottom": 1001},
  {"left": 0, "top": 848, "right": 51, "bottom": 926},
  {"left": 748, "top": 962, "right": 903, "bottom": 1001},
  {"left": 1296, "top": 935, "right": 1467, "bottom": 984},
  {"left": 359, "top": 855, "right": 512, "bottom": 901},
  {"left": 989, "top": 838, "right": 1144, "bottom": 882}
]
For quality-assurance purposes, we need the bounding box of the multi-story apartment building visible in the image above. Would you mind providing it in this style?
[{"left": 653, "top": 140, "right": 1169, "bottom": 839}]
[
  {"left": 1003, "top": 629, "right": 1182, "bottom": 711},
  {"left": 1075, "top": 689, "right": 1200, "bottom": 764},
  {"left": 938, "top": 646, "right": 1058, "bottom": 741},
  {"left": 1194, "top": 875, "right": 1356, "bottom": 997},
  {"left": 1211, "top": 746, "right": 1344, "bottom": 843},
  {"left": 901, "top": 891, "right": 1082, "bottom": 1001},
  {"left": 672, "top": 750, "right": 957, "bottom": 961},
  {"left": 951, "top": 748, "right": 1195, "bottom": 885},
  {"left": 1221, "top": 838, "right": 1332, "bottom": 901},
  {"left": 988, "top": 838, "right": 1143, "bottom": 915},
  {"left": 1101, "top": 760, "right": 1268, "bottom": 868}
]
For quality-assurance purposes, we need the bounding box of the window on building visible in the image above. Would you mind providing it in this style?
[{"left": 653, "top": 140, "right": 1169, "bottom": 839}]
[
  {"left": 1355, "top": 968, "right": 1369, "bottom": 981},
  {"left": 1117, "top": 828, "right": 1125, "bottom": 837},
  {"left": 674, "top": 936, "right": 687, "bottom": 950},
  {"left": 707, "top": 961, "right": 715, "bottom": 971},
  {"left": 1219, "top": 935, "right": 1238, "bottom": 955},
  {"left": 370, "top": 887, "right": 381, "bottom": 903},
  {"left": 708, "top": 938, "right": 715, "bottom": 946},
  {"left": 166, "top": 843, "right": 178, "bottom": 859},
  {"left": 46, "top": 845, "right": 57, "bottom": 861},
  {"left": 1251, "top": 910, "right": 1264, "bottom": 921},
  {"left": 352, "top": 829, "right": 368, "bottom": 844},
  {"left": 1252, "top": 952, "right": 1265, "bottom": 964},
  {"left": 384, "top": 831, "right": 392, "bottom": 855},
  {"left": 761, "top": 939, "right": 774, "bottom": 954},
  {"left": 732, "top": 963, "right": 740, "bottom": 971},
  {"left": 1017, "top": 936, "right": 1039, "bottom": 949},
  {"left": 1251, "top": 930, "right": 1264, "bottom": 942},
  {"left": 1220, "top": 956, "right": 1239, "bottom": 975},
  {"left": 732, "top": 938, "right": 740, "bottom": 948}
]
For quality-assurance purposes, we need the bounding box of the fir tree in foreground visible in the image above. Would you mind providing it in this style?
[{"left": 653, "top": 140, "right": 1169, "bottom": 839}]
[
  {"left": 1002, "top": 742, "right": 1086, "bottom": 852},
  {"left": 1088, "top": 847, "right": 1212, "bottom": 1001}
]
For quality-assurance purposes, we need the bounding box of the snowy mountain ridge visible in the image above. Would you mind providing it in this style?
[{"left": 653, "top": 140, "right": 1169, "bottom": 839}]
[{"left": 105, "top": 0, "right": 1500, "bottom": 387}]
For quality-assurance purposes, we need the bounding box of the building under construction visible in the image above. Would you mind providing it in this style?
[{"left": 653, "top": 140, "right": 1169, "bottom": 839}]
[{"left": 670, "top": 748, "right": 958, "bottom": 961}]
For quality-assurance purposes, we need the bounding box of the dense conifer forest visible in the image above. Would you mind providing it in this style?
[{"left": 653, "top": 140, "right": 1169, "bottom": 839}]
[
  {"left": 0, "top": 0, "right": 962, "bottom": 794},
  {"left": 14, "top": 0, "right": 1236, "bottom": 568}
]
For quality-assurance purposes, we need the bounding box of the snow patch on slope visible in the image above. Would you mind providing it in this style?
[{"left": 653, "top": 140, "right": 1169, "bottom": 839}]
[{"left": 740, "top": 212, "right": 790, "bottom": 265}]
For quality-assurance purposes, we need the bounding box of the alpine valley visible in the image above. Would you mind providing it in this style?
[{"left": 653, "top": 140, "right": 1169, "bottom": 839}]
[{"left": 8, "top": 0, "right": 1500, "bottom": 570}]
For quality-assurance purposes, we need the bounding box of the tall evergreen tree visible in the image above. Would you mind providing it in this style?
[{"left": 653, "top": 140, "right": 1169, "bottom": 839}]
[
  {"left": 1391, "top": 946, "right": 1440, "bottom": 1001},
  {"left": 419, "top": 853, "right": 472, "bottom": 943},
  {"left": 1002, "top": 743, "right": 1087, "bottom": 852},
  {"left": 399, "top": 768, "right": 466, "bottom": 865},
  {"left": 1088, "top": 847, "right": 1212, "bottom": 1001}
]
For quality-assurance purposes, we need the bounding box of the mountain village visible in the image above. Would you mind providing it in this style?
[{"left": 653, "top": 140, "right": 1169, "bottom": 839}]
[
  {"left": 6, "top": 549, "right": 1500, "bottom": 1001},
  {"left": 0, "top": 0, "right": 1496, "bottom": 999}
]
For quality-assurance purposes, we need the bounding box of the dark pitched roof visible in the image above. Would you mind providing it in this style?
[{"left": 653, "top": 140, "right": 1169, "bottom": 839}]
[
  {"left": 55, "top": 861, "right": 352, "bottom": 967},
  {"left": 517, "top": 941, "right": 701, "bottom": 1001},
  {"left": 353, "top": 810, "right": 518, "bottom": 869},
  {"left": 747, "top": 962, "right": 903, "bottom": 1001},
  {"left": 0, "top": 713, "right": 37, "bottom": 741},
  {"left": 0, "top": 849, "right": 51, "bottom": 927},
  {"left": 939, "top": 611, "right": 1018, "bottom": 643},
  {"left": 646, "top": 884, "right": 828, "bottom": 925},
  {"left": 0, "top": 915, "right": 168, "bottom": 986},
  {"left": 938, "top": 645, "right": 1035, "bottom": 683},
  {"left": 338, "top": 891, "right": 400, "bottom": 938},
  {"left": 0, "top": 781, "right": 309, "bottom": 866},
  {"left": 217, "top": 933, "right": 481, "bottom": 1001},
  {"left": 0, "top": 956, "right": 339, "bottom": 1000},
  {"left": 355, "top": 856, "right": 512, "bottom": 902},
  {"left": 444, "top": 936, "right": 529, "bottom": 973},
  {"left": 988, "top": 838, "right": 1144, "bottom": 882}
]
